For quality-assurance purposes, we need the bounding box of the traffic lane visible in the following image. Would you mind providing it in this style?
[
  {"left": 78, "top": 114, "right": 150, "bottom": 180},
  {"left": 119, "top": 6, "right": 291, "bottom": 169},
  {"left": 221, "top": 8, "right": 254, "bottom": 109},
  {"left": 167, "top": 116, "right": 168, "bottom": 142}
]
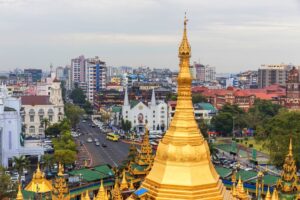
[
  {"left": 81, "top": 121, "right": 130, "bottom": 159},
  {"left": 78, "top": 122, "right": 130, "bottom": 166}
]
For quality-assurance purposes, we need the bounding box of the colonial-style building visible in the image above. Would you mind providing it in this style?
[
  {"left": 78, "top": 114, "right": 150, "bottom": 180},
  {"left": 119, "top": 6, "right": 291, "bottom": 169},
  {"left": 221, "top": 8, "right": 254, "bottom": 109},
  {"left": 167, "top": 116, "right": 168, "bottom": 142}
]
[
  {"left": 21, "top": 80, "right": 64, "bottom": 137},
  {"left": 281, "top": 67, "right": 300, "bottom": 110},
  {"left": 122, "top": 88, "right": 168, "bottom": 133},
  {"left": 0, "top": 84, "right": 43, "bottom": 167}
]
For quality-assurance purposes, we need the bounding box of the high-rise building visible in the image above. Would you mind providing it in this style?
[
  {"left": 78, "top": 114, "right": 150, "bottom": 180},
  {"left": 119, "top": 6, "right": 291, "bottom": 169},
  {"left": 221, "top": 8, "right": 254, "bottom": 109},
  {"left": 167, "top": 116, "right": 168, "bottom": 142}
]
[
  {"left": 85, "top": 56, "right": 107, "bottom": 103},
  {"left": 194, "top": 62, "right": 205, "bottom": 81},
  {"left": 24, "top": 69, "right": 42, "bottom": 83},
  {"left": 205, "top": 65, "right": 216, "bottom": 82},
  {"left": 70, "top": 55, "right": 86, "bottom": 88},
  {"left": 258, "top": 64, "right": 290, "bottom": 88},
  {"left": 55, "top": 66, "right": 64, "bottom": 81}
]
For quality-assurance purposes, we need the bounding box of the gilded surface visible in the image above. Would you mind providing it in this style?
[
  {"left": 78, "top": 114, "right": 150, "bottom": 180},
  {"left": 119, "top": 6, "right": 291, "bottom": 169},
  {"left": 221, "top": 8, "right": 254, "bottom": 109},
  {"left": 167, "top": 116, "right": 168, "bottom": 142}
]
[{"left": 136, "top": 15, "right": 233, "bottom": 199}]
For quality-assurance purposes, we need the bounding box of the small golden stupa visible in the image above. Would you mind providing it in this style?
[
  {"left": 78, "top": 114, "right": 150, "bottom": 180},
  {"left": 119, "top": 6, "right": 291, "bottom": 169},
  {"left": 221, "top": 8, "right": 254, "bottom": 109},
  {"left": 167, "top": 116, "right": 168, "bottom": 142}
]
[
  {"left": 52, "top": 163, "right": 70, "bottom": 200},
  {"left": 25, "top": 163, "right": 53, "bottom": 193},
  {"left": 16, "top": 182, "right": 24, "bottom": 200},
  {"left": 94, "top": 179, "right": 108, "bottom": 200},
  {"left": 130, "top": 15, "right": 234, "bottom": 199}
]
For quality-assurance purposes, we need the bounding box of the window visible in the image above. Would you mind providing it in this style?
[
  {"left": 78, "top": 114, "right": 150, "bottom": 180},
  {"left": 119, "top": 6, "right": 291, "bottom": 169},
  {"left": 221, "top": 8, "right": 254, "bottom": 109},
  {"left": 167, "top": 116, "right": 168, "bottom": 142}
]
[
  {"left": 29, "top": 126, "right": 35, "bottom": 134},
  {"left": 30, "top": 115, "right": 34, "bottom": 122},
  {"left": 9, "top": 131, "right": 12, "bottom": 150},
  {"left": 49, "top": 115, "right": 53, "bottom": 122}
]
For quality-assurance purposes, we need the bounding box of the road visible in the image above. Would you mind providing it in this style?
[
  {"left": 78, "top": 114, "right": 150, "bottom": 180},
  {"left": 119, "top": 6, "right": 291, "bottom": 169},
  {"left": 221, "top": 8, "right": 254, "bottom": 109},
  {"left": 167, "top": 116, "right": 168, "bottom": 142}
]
[{"left": 76, "top": 120, "right": 130, "bottom": 167}]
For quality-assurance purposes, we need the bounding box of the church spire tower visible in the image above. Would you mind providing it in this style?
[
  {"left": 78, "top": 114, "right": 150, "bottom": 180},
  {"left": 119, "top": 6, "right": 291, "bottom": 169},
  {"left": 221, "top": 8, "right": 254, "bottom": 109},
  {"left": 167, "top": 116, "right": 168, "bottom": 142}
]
[
  {"left": 151, "top": 88, "right": 156, "bottom": 106},
  {"left": 136, "top": 15, "right": 233, "bottom": 199},
  {"left": 124, "top": 87, "right": 129, "bottom": 106}
]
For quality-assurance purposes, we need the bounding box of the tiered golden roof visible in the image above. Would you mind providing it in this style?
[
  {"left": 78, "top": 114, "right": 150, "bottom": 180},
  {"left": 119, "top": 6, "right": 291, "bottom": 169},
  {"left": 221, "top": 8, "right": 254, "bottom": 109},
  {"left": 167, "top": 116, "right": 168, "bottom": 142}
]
[
  {"left": 120, "top": 170, "right": 129, "bottom": 190},
  {"left": 16, "top": 182, "right": 24, "bottom": 200},
  {"left": 24, "top": 163, "right": 53, "bottom": 193},
  {"left": 265, "top": 187, "right": 271, "bottom": 200},
  {"left": 52, "top": 163, "right": 70, "bottom": 200},
  {"left": 95, "top": 180, "right": 108, "bottom": 200},
  {"left": 134, "top": 15, "right": 233, "bottom": 199},
  {"left": 112, "top": 178, "right": 123, "bottom": 200},
  {"left": 234, "top": 177, "right": 249, "bottom": 200},
  {"left": 276, "top": 138, "right": 299, "bottom": 195}
]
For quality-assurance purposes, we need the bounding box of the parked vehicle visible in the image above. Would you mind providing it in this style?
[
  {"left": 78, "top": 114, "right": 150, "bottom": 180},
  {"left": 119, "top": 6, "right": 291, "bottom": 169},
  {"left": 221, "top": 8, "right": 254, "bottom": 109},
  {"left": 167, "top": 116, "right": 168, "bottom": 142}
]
[
  {"left": 95, "top": 142, "right": 100, "bottom": 146},
  {"left": 87, "top": 138, "right": 93, "bottom": 143}
]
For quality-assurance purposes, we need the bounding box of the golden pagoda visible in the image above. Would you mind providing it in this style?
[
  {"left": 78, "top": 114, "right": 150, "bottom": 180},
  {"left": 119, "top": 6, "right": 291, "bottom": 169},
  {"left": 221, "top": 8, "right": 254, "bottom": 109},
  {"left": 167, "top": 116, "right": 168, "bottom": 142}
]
[
  {"left": 127, "top": 125, "right": 154, "bottom": 176},
  {"left": 129, "top": 15, "right": 234, "bottom": 200},
  {"left": 265, "top": 187, "right": 271, "bottom": 200},
  {"left": 276, "top": 138, "right": 299, "bottom": 198},
  {"left": 95, "top": 180, "right": 108, "bottom": 200},
  {"left": 236, "top": 177, "right": 249, "bottom": 200},
  {"left": 52, "top": 163, "right": 70, "bottom": 200},
  {"left": 25, "top": 163, "right": 53, "bottom": 193},
  {"left": 120, "top": 170, "right": 129, "bottom": 190},
  {"left": 112, "top": 178, "right": 123, "bottom": 200},
  {"left": 16, "top": 182, "right": 24, "bottom": 200},
  {"left": 271, "top": 188, "right": 279, "bottom": 200}
]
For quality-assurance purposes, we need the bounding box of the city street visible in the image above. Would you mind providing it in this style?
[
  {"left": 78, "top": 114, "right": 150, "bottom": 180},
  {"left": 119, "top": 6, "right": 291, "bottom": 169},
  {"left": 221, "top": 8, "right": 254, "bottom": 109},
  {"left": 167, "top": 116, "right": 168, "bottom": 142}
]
[{"left": 76, "top": 120, "right": 130, "bottom": 167}]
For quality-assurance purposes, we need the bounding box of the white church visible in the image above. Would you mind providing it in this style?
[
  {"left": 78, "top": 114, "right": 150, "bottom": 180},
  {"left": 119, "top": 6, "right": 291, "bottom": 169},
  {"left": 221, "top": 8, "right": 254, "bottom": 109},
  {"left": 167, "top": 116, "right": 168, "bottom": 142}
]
[{"left": 122, "top": 88, "right": 169, "bottom": 133}]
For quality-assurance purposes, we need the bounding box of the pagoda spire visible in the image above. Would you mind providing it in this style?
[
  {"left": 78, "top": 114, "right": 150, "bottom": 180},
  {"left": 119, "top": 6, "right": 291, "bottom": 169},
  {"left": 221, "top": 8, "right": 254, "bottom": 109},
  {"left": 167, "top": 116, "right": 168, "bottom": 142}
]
[
  {"left": 95, "top": 180, "right": 108, "bottom": 200},
  {"left": 137, "top": 14, "right": 233, "bottom": 199},
  {"left": 16, "top": 182, "right": 24, "bottom": 200},
  {"left": 265, "top": 187, "right": 271, "bottom": 200},
  {"left": 288, "top": 137, "right": 293, "bottom": 156},
  {"left": 57, "top": 162, "right": 64, "bottom": 176},
  {"left": 271, "top": 188, "right": 279, "bottom": 200},
  {"left": 112, "top": 178, "right": 123, "bottom": 200},
  {"left": 120, "top": 170, "right": 129, "bottom": 190}
]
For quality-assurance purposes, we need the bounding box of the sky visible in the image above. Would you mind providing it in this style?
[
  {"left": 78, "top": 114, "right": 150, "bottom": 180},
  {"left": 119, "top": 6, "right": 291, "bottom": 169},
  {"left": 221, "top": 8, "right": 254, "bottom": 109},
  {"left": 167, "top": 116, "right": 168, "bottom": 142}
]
[{"left": 1, "top": 0, "right": 300, "bottom": 73}]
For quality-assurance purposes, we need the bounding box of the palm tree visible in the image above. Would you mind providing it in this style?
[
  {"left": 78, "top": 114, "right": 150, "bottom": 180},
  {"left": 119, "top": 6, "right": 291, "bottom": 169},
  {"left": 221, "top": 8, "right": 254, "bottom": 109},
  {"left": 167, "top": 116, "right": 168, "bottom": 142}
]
[
  {"left": 40, "top": 118, "right": 50, "bottom": 130},
  {"left": 12, "top": 155, "right": 29, "bottom": 181}
]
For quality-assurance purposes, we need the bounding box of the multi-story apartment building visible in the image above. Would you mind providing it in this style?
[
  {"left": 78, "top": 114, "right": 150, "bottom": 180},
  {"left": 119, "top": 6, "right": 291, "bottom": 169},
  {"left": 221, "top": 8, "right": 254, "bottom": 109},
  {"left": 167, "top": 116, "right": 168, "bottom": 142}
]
[
  {"left": 85, "top": 56, "right": 107, "bottom": 103},
  {"left": 194, "top": 62, "right": 205, "bottom": 81},
  {"left": 70, "top": 55, "right": 86, "bottom": 88},
  {"left": 205, "top": 65, "right": 216, "bottom": 82},
  {"left": 258, "top": 64, "right": 292, "bottom": 88}
]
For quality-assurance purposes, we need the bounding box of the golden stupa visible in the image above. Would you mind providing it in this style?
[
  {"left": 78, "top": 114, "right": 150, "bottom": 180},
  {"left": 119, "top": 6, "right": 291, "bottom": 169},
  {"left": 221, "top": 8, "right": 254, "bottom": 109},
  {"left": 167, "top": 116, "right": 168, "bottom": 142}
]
[
  {"left": 130, "top": 15, "right": 233, "bottom": 199},
  {"left": 25, "top": 163, "right": 53, "bottom": 193}
]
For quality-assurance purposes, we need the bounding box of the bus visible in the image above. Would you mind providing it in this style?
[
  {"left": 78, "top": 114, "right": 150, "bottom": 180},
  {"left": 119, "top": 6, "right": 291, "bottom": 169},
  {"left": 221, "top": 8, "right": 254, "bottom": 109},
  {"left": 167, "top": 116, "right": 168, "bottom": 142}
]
[{"left": 106, "top": 133, "right": 120, "bottom": 142}]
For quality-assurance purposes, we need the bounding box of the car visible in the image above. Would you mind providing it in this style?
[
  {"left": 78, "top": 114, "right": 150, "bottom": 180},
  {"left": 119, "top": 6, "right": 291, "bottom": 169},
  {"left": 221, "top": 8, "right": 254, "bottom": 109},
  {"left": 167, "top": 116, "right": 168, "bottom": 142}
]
[
  {"left": 82, "top": 120, "right": 86, "bottom": 123},
  {"left": 94, "top": 138, "right": 99, "bottom": 142},
  {"left": 95, "top": 142, "right": 100, "bottom": 146},
  {"left": 87, "top": 138, "right": 93, "bottom": 143},
  {"left": 101, "top": 143, "right": 107, "bottom": 147},
  {"left": 80, "top": 141, "right": 84, "bottom": 146}
]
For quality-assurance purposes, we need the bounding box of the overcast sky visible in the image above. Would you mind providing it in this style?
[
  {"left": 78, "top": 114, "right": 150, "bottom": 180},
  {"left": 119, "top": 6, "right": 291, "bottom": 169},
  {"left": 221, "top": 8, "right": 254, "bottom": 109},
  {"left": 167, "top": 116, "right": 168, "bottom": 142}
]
[{"left": 1, "top": 0, "right": 300, "bottom": 73}]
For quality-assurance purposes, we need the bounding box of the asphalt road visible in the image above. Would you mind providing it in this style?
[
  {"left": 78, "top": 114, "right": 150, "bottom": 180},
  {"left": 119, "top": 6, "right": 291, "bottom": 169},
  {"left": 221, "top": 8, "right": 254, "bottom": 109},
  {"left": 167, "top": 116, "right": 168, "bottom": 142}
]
[{"left": 76, "top": 120, "right": 130, "bottom": 167}]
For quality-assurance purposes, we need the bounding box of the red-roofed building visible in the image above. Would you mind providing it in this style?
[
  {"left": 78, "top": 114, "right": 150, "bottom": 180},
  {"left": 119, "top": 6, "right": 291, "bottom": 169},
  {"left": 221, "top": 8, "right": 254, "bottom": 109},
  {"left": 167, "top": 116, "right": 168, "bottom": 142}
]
[{"left": 192, "top": 84, "right": 286, "bottom": 111}]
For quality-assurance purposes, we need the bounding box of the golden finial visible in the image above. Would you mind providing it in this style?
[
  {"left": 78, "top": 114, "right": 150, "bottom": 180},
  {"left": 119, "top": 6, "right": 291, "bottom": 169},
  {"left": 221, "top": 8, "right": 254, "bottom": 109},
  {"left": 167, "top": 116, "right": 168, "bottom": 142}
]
[
  {"left": 265, "top": 187, "right": 271, "bottom": 200},
  {"left": 112, "top": 178, "right": 123, "bottom": 200},
  {"left": 120, "top": 170, "right": 128, "bottom": 190},
  {"left": 288, "top": 137, "right": 293, "bottom": 156},
  {"left": 95, "top": 179, "right": 107, "bottom": 200},
  {"left": 16, "top": 182, "right": 24, "bottom": 200},
  {"left": 84, "top": 190, "right": 90, "bottom": 200},
  {"left": 84, "top": 159, "right": 88, "bottom": 168},
  {"left": 129, "top": 180, "right": 135, "bottom": 190},
  {"left": 58, "top": 162, "right": 64, "bottom": 176},
  {"left": 271, "top": 188, "right": 279, "bottom": 200},
  {"left": 179, "top": 13, "right": 191, "bottom": 58}
]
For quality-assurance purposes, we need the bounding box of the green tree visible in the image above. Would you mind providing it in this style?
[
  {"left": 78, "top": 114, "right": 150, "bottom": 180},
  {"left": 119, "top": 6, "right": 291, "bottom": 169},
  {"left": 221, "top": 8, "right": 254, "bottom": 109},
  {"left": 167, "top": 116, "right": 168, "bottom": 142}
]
[
  {"left": 60, "top": 81, "right": 67, "bottom": 103},
  {"left": 0, "top": 166, "right": 16, "bottom": 199},
  {"left": 54, "top": 150, "right": 77, "bottom": 165},
  {"left": 69, "top": 84, "right": 86, "bottom": 105},
  {"left": 45, "top": 123, "right": 61, "bottom": 137},
  {"left": 259, "top": 111, "right": 300, "bottom": 167},
  {"left": 40, "top": 118, "right": 50, "bottom": 131},
  {"left": 197, "top": 119, "right": 209, "bottom": 138},
  {"left": 12, "top": 155, "right": 29, "bottom": 181},
  {"left": 41, "top": 154, "right": 54, "bottom": 171},
  {"left": 211, "top": 112, "right": 233, "bottom": 136},
  {"left": 121, "top": 119, "right": 132, "bottom": 133},
  {"left": 192, "top": 93, "right": 207, "bottom": 104},
  {"left": 83, "top": 101, "right": 93, "bottom": 115},
  {"left": 65, "top": 103, "right": 85, "bottom": 128},
  {"left": 101, "top": 112, "right": 111, "bottom": 124}
]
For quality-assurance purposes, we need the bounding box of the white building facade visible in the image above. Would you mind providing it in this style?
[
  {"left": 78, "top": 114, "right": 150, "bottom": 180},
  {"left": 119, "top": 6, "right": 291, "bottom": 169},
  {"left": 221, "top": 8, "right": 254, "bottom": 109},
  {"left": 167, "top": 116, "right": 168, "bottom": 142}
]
[
  {"left": 21, "top": 80, "right": 64, "bottom": 137},
  {"left": 122, "top": 88, "right": 169, "bottom": 133},
  {"left": 0, "top": 85, "right": 43, "bottom": 167}
]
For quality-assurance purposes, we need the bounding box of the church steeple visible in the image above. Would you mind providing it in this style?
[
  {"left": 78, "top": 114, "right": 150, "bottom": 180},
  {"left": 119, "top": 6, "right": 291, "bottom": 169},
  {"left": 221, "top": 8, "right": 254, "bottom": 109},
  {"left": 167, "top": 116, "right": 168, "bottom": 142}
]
[
  {"left": 124, "top": 87, "right": 129, "bottom": 106},
  {"left": 136, "top": 15, "right": 233, "bottom": 200},
  {"left": 151, "top": 88, "right": 156, "bottom": 106}
]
